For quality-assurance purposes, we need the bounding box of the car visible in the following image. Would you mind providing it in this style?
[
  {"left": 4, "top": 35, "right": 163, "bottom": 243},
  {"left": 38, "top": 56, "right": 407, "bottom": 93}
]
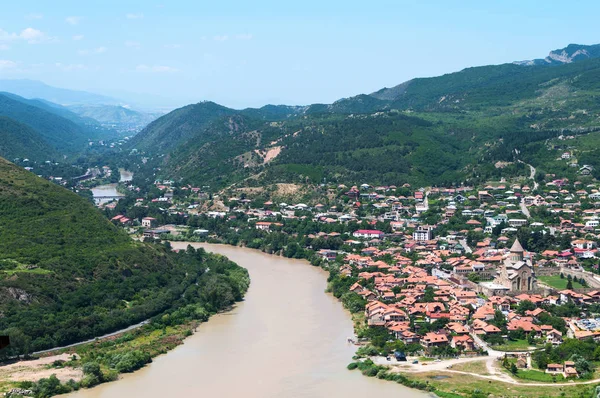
[
  {"left": 412, "top": 360, "right": 418, "bottom": 364},
  {"left": 434, "top": 359, "right": 441, "bottom": 362}
]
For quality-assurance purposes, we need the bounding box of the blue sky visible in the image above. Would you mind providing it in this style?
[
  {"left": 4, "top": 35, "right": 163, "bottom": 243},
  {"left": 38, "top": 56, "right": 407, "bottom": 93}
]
[{"left": 0, "top": 1, "right": 599, "bottom": 109}]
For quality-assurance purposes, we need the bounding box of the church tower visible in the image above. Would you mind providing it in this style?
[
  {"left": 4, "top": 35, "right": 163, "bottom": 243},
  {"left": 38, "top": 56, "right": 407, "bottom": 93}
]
[{"left": 509, "top": 238, "right": 524, "bottom": 263}]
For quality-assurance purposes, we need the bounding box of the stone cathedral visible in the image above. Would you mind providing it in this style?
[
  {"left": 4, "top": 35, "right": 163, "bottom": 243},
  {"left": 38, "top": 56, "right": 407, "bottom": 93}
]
[{"left": 495, "top": 239, "right": 537, "bottom": 291}]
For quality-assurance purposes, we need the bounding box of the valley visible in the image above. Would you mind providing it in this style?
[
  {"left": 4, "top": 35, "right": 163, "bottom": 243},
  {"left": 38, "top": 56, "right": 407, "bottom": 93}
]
[{"left": 5, "top": 41, "right": 600, "bottom": 398}]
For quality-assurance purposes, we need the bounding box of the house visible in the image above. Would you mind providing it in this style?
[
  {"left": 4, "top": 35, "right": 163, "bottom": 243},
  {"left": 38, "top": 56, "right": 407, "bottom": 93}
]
[
  {"left": 255, "top": 221, "right": 272, "bottom": 231},
  {"left": 451, "top": 335, "right": 476, "bottom": 351},
  {"left": 413, "top": 226, "right": 433, "bottom": 241},
  {"left": 580, "top": 165, "right": 594, "bottom": 176},
  {"left": 564, "top": 361, "right": 578, "bottom": 378},
  {"left": 546, "top": 329, "right": 563, "bottom": 345},
  {"left": 478, "top": 191, "right": 493, "bottom": 201},
  {"left": 353, "top": 229, "right": 385, "bottom": 239},
  {"left": 143, "top": 228, "right": 170, "bottom": 238},
  {"left": 141, "top": 217, "right": 157, "bottom": 228},
  {"left": 421, "top": 332, "right": 449, "bottom": 349},
  {"left": 546, "top": 363, "right": 563, "bottom": 374}
]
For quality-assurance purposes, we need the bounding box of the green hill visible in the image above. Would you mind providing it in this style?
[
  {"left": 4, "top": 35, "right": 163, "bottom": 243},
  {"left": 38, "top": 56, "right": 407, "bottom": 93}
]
[
  {"left": 0, "top": 158, "right": 248, "bottom": 355},
  {"left": 0, "top": 93, "right": 94, "bottom": 154},
  {"left": 128, "top": 101, "right": 236, "bottom": 152},
  {"left": 127, "top": 43, "right": 600, "bottom": 188},
  {"left": 0, "top": 117, "right": 59, "bottom": 161}
]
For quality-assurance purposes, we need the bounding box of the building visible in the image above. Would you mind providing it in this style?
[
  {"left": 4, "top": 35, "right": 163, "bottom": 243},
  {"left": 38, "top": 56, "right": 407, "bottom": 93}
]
[
  {"left": 141, "top": 217, "right": 157, "bottom": 228},
  {"left": 494, "top": 239, "right": 537, "bottom": 291},
  {"left": 352, "top": 229, "right": 385, "bottom": 239},
  {"left": 413, "top": 226, "right": 433, "bottom": 241}
]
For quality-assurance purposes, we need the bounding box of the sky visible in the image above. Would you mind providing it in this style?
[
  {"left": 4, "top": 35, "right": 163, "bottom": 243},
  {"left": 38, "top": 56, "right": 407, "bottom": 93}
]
[{"left": 0, "top": 0, "right": 599, "bottom": 110}]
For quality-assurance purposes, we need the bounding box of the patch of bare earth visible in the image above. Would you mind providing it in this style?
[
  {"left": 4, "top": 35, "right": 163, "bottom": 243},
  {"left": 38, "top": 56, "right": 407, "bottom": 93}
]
[
  {"left": 275, "top": 183, "right": 300, "bottom": 196},
  {"left": 0, "top": 353, "right": 83, "bottom": 383}
]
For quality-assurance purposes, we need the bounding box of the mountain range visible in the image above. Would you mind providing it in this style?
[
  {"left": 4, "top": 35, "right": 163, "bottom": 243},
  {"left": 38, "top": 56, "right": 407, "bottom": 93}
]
[{"left": 126, "top": 43, "right": 600, "bottom": 188}]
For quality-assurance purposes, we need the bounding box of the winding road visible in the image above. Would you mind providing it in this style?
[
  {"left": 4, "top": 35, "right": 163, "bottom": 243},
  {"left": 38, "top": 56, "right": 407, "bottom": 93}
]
[{"left": 517, "top": 160, "right": 538, "bottom": 219}]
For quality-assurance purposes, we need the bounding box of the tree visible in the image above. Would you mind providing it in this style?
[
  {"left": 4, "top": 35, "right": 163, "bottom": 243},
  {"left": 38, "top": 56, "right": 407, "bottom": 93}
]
[
  {"left": 422, "top": 286, "right": 435, "bottom": 302},
  {"left": 566, "top": 279, "right": 574, "bottom": 290},
  {"left": 510, "top": 363, "right": 518, "bottom": 374},
  {"left": 516, "top": 300, "right": 536, "bottom": 315}
]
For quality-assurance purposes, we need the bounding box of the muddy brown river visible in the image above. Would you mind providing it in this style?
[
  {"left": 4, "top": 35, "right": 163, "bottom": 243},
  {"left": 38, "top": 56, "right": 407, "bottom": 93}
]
[{"left": 70, "top": 243, "right": 427, "bottom": 398}]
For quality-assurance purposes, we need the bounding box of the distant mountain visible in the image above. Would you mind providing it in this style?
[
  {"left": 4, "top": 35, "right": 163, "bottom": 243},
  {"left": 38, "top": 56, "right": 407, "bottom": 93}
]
[
  {"left": 0, "top": 117, "right": 58, "bottom": 161},
  {"left": 0, "top": 93, "right": 92, "bottom": 153},
  {"left": 129, "top": 101, "right": 237, "bottom": 152},
  {"left": 515, "top": 43, "right": 600, "bottom": 66},
  {"left": 128, "top": 43, "right": 600, "bottom": 187},
  {"left": 67, "top": 104, "right": 160, "bottom": 130},
  {"left": 0, "top": 79, "right": 119, "bottom": 106},
  {"left": 0, "top": 92, "right": 100, "bottom": 127}
]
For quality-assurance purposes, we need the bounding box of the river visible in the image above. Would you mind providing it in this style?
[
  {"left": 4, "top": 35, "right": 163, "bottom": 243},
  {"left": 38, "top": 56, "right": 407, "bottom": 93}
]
[
  {"left": 69, "top": 243, "right": 427, "bottom": 398},
  {"left": 91, "top": 170, "right": 132, "bottom": 205}
]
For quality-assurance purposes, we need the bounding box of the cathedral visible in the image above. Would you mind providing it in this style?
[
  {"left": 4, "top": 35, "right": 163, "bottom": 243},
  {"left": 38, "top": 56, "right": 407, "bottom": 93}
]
[{"left": 495, "top": 239, "right": 537, "bottom": 291}]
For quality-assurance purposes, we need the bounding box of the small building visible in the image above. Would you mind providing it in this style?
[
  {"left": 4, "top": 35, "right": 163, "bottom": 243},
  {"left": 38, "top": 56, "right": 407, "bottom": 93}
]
[
  {"left": 352, "top": 229, "right": 384, "bottom": 239},
  {"left": 141, "top": 217, "right": 158, "bottom": 228}
]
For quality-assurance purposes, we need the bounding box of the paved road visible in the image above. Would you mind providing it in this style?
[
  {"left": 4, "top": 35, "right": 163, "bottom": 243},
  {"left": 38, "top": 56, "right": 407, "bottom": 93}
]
[
  {"left": 459, "top": 239, "right": 473, "bottom": 254},
  {"left": 32, "top": 320, "right": 150, "bottom": 355}
]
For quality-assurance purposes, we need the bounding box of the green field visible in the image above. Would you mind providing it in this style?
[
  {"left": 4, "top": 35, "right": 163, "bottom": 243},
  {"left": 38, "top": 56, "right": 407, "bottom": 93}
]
[
  {"left": 493, "top": 339, "right": 533, "bottom": 352},
  {"left": 511, "top": 369, "right": 565, "bottom": 383},
  {"left": 538, "top": 275, "right": 584, "bottom": 289}
]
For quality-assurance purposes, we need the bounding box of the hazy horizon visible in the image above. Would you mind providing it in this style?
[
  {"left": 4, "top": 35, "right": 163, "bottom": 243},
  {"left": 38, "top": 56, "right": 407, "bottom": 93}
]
[{"left": 2, "top": 1, "right": 600, "bottom": 109}]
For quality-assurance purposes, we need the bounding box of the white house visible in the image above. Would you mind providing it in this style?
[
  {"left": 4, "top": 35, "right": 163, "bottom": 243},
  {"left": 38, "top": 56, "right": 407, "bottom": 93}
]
[{"left": 352, "top": 229, "right": 385, "bottom": 239}]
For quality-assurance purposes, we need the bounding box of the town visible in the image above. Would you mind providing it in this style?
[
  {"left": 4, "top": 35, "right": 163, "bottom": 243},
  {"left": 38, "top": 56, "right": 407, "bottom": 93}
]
[{"left": 67, "top": 154, "right": 600, "bottom": 388}]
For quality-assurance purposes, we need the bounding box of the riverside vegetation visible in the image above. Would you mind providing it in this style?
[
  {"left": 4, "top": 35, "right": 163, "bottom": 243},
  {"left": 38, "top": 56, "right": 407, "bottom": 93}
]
[{"left": 0, "top": 157, "right": 249, "bottom": 396}]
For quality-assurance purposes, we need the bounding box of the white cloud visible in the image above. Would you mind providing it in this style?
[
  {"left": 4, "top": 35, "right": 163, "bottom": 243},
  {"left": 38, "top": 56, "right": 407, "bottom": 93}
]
[
  {"left": 235, "top": 34, "right": 253, "bottom": 40},
  {"left": 213, "top": 35, "right": 228, "bottom": 42},
  {"left": 125, "top": 40, "right": 141, "bottom": 48},
  {"left": 55, "top": 62, "right": 86, "bottom": 71},
  {"left": 78, "top": 46, "right": 107, "bottom": 55},
  {"left": 136, "top": 64, "right": 178, "bottom": 73},
  {"left": 164, "top": 43, "right": 182, "bottom": 49},
  {"left": 126, "top": 13, "right": 144, "bottom": 19},
  {"left": 20, "top": 28, "right": 47, "bottom": 43},
  {"left": 0, "top": 44, "right": 9, "bottom": 50},
  {"left": 65, "top": 16, "right": 82, "bottom": 25},
  {"left": 0, "top": 60, "right": 17, "bottom": 69},
  {"left": 0, "top": 28, "right": 54, "bottom": 44},
  {"left": 25, "top": 13, "right": 44, "bottom": 20},
  {"left": 72, "top": 34, "right": 84, "bottom": 41}
]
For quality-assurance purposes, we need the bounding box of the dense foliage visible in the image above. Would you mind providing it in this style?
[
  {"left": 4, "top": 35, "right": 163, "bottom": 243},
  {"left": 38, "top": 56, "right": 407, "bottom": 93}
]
[{"left": 0, "top": 158, "right": 249, "bottom": 356}]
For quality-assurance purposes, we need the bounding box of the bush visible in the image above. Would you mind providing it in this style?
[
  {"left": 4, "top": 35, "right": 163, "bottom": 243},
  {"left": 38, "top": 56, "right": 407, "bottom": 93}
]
[{"left": 347, "top": 362, "right": 358, "bottom": 370}]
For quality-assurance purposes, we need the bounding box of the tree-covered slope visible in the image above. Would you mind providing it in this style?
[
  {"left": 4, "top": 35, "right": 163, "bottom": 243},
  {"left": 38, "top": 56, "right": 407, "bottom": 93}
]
[
  {"left": 129, "top": 101, "right": 237, "bottom": 152},
  {"left": 127, "top": 43, "right": 600, "bottom": 188},
  {"left": 0, "top": 158, "right": 248, "bottom": 354},
  {"left": 0, "top": 93, "right": 93, "bottom": 154},
  {"left": 0, "top": 117, "right": 58, "bottom": 161}
]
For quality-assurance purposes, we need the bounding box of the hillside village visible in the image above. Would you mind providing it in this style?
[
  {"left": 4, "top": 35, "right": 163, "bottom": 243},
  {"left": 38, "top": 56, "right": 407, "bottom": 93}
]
[{"left": 80, "top": 157, "right": 600, "bottom": 382}]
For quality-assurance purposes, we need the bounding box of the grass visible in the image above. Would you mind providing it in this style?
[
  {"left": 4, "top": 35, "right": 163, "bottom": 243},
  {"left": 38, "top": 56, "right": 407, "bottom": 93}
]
[
  {"left": 407, "top": 371, "right": 595, "bottom": 397},
  {"left": 493, "top": 339, "right": 534, "bottom": 352},
  {"left": 538, "top": 275, "right": 584, "bottom": 289},
  {"left": 450, "top": 360, "right": 489, "bottom": 375},
  {"left": 512, "top": 369, "right": 565, "bottom": 383}
]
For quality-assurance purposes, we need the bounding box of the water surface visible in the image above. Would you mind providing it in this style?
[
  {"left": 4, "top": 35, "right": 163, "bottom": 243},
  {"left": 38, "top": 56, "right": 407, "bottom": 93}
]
[{"left": 70, "top": 243, "right": 427, "bottom": 398}]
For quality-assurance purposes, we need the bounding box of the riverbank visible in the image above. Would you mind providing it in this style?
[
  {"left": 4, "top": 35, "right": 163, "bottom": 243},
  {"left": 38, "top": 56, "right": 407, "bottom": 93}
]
[
  {"left": 0, "top": 245, "right": 249, "bottom": 397},
  {"left": 67, "top": 243, "right": 429, "bottom": 398},
  {"left": 165, "top": 239, "right": 600, "bottom": 398}
]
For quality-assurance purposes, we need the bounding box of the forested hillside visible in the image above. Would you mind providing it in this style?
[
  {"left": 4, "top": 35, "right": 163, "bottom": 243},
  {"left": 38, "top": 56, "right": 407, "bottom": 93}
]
[
  {"left": 127, "top": 43, "right": 600, "bottom": 189},
  {"left": 0, "top": 117, "right": 58, "bottom": 161},
  {"left": 0, "top": 158, "right": 248, "bottom": 355},
  {"left": 0, "top": 93, "right": 92, "bottom": 154}
]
